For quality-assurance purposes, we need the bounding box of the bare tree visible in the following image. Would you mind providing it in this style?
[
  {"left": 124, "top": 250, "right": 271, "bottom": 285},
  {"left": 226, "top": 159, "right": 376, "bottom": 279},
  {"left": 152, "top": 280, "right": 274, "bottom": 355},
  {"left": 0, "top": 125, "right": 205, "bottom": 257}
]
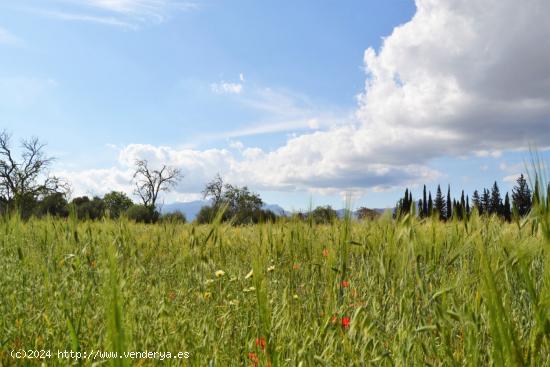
[
  {"left": 0, "top": 131, "right": 68, "bottom": 213},
  {"left": 132, "top": 159, "right": 182, "bottom": 209},
  {"left": 202, "top": 173, "right": 224, "bottom": 208}
]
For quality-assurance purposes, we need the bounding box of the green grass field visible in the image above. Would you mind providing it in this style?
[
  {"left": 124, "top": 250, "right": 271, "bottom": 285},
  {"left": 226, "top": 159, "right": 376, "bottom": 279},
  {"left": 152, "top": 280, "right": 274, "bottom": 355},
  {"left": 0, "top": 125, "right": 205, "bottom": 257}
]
[{"left": 1, "top": 208, "right": 549, "bottom": 366}]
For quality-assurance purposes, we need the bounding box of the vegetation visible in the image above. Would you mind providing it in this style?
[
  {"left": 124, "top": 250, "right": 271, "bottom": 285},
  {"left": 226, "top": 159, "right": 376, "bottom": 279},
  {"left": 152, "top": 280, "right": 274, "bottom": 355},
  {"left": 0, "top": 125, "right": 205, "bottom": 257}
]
[
  {"left": 1, "top": 131, "right": 549, "bottom": 364},
  {"left": 1, "top": 189, "right": 549, "bottom": 365},
  {"left": 199, "top": 174, "right": 276, "bottom": 224},
  {"left": 396, "top": 176, "right": 549, "bottom": 223}
]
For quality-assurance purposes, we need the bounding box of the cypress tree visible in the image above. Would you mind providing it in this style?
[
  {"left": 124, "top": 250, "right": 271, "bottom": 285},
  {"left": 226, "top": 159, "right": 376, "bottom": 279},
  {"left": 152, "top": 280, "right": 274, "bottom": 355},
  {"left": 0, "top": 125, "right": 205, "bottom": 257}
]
[
  {"left": 482, "top": 189, "right": 490, "bottom": 215},
  {"left": 422, "top": 185, "right": 428, "bottom": 218},
  {"left": 418, "top": 199, "right": 423, "bottom": 218},
  {"left": 446, "top": 185, "right": 452, "bottom": 221},
  {"left": 404, "top": 188, "right": 409, "bottom": 214},
  {"left": 512, "top": 174, "right": 531, "bottom": 216},
  {"left": 428, "top": 192, "right": 433, "bottom": 216},
  {"left": 435, "top": 185, "right": 445, "bottom": 220},
  {"left": 490, "top": 181, "right": 502, "bottom": 215},
  {"left": 460, "top": 191, "right": 466, "bottom": 219},
  {"left": 503, "top": 193, "right": 512, "bottom": 222},
  {"left": 466, "top": 195, "right": 470, "bottom": 217},
  {"left": 472, "top": 190, "right": 481, "bottom": 214}
]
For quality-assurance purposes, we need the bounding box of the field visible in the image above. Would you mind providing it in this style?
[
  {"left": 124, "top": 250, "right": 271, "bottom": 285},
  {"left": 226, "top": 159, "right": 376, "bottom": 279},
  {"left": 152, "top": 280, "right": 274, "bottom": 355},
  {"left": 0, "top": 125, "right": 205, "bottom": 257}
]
[{"left": 1, "top": 209, "right": 549, "bottom": 366}]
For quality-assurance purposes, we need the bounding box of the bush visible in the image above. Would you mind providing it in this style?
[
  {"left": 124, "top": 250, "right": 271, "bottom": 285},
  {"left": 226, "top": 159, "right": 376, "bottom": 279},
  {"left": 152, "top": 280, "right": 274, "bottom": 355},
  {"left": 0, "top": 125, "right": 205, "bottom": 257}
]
[
  {"left": 196, "top": 205, "right": 215, "bottom": 224},
  {"left": 35, "top": 192, "right": 69, "bottom": 218},
  {"left": 126, "top": 205, "right": 158, "bottom": 223},
  {"left": 159, "top": 211, "right": 187, "bottom": 224},
  {"left": 71, "top": 196, "right": 105, "bottom": 220},
  {"left": 103, "top": 191, "right": 133, "bottom": 219},
  {"left": 309, "top": 205, "right": 338, "bottom": 224}
]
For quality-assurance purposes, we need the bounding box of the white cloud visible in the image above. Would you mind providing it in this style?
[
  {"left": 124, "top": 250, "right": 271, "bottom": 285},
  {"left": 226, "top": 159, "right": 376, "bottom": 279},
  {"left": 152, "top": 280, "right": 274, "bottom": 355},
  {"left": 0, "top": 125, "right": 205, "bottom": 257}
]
[
  {"left": 356, "top": 0, "right": 550, "bottom": 162},
  {"left": 211, "top": 81, "right": 243, "bottom": 95},
  {"left": 61, "top": 0, "right": 550, "bottom": 200},
  {"left": 35, "top": 0, "right": 198, "bottom": 28},
  {"left": 37, "top": 9, "right": 135, "bottom": 29}
]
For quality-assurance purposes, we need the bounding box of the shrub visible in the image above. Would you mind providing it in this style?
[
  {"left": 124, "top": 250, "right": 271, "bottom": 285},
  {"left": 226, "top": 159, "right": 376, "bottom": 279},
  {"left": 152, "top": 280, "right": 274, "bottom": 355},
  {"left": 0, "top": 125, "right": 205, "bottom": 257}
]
[
  {"left": 159, "top": 211, "right": 187, "bottom": 224},
  {"left": 196, "top": 205, "right": 215, "bottom": 224},
  {"left": 126, "top": 205, "right": 158, "bottom": 223}
]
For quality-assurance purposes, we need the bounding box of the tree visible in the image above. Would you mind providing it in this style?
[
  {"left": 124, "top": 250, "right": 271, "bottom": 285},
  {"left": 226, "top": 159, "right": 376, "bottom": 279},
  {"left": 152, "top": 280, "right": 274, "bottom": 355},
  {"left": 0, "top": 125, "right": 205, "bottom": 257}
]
[
  {"left": 126, "top": 204, "right": 157, "bottom": 223},
  {"left": 159, "top": 210, "right": 187, "bottom": 224},
  {"left": 132, "top": 159, "right": 181, "bottom": 210},
  {"left": 310, "top": 205, "right": 338, "bottom": 224},
  {"left": 223, "top": 184, "right": 264, "bottom": 224},
  {"left": 422, "top": 185, "right": 428, "bottom": 218},
  {"left": 511, "top": 174, "right": 531, "bottom": 216},
  {"left": 200, "top": 176, "right": 267, "bottom": 225},
  {"left": 103, "top": 191, "right": 134, "bottom": 219},
  {"left": 202, "top": 173, "right": 225, "bottom": 209},
  {"left": 460, "top": 191, "right": 466, "bottom": 219},
  {"left": 472, "top": 190, "right": 481, "bottom": 214},
  {"left": 195, "top": 205, "right": 216, "bottom": 224},
  {"left": 396, "top": 188, "right": 412, "bottom": 217},
  {"left": 503, "top": 193, "right": 512, "bottom": 222},
  {"left": 434, "top": 185, "right": 445, "bottom": 220},
  {"left": 428, "top": 192, "right": 433, "bottom": 216},
  {"left": 35, "top": 192, "right": 69, "bottom": 218},
  {"left": 490, "top": 181, "right": 502, "bottom": 215},
  {"left": 356, "top": 207, "right": 380, "bottom": 220},
  {"left": 466, "top": 195, "right": 470, "bottom": 217},
  {"left": 446, "top": 185, "right": 452, "bottom": 220},
  {"left": 482, "top": 189, "right": 490, "bottom": 215},
  {"left": 0, "top": 131, "right": 67, "bottom": 217},
  {"left": 71, "top": 196, "right": 105, "bottom": 220}
]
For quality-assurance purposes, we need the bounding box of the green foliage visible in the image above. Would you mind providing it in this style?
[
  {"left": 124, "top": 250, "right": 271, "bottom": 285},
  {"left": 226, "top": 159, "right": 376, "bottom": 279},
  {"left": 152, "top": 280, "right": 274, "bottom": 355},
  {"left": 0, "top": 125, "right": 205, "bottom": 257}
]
[
  {"left": 34, "top": 192, "right": 69, "bottom": 218},
  {"left": 71, "top": 196, "right": 105, "bottom": 220},
  {"left": 103, "top": 191, "right": 133, "bottom": 219},
  {"left": 126, "top": 204, "right": 158, "bottom": 223},
  {"left": 309, "top": 205, "right": 338, "bottom": 224},
  {"left": 201, "top": 176, "right": 270, "bottom": 225},
  {"left": 159, "top": 210, "right": 187, "bottom": 224},
  {"left": 195, "top": 205, "right": 216, "bottom": 224},
  {"left": 1, "top": 214, "right": 548, "bottom": 365}
]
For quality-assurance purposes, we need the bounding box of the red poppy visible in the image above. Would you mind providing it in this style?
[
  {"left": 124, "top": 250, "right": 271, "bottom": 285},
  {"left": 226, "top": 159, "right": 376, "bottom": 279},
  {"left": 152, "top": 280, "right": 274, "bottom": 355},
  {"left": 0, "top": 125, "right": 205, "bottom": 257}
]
[
  {"left": 341, "top": 316, "right": 351, "bottom": 329},
  {"left": 292, "top": 263, "right": 300, "bottom": 270},
  {"left": 341, "top": 280, "right": 349, "bottom": 288},
  {"left": 255, "top": 337, "right": 266, "bottom": 350},
  {"left": 248, "top": 352, "right": 259, "bottom": 364},
  {"left": 322, "top": 248, "right": 329, "bottom": 257}
]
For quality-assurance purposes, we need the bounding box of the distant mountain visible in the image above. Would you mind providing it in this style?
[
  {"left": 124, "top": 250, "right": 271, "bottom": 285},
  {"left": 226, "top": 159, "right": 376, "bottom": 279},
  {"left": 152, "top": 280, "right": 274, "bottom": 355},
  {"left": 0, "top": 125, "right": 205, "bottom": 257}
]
[
  {"left": 159, "top": 200, "right": 289, "bottom": 221},
  {"left": 262, "top": 203, "right": 288, "bottom": 216}
]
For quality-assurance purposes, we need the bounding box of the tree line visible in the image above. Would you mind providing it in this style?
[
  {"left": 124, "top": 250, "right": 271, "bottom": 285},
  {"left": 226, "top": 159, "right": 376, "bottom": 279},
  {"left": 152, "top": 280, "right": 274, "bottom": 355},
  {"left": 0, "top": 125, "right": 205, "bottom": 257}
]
[
  {"left": 0, "top": 131, "right": 183, "bottom": 222},
  {"left": 395, "top": 174, "right": 548, "bottom": 221},
  {"left": 2, "top": 130, "right": 547, "bottom": 224}
]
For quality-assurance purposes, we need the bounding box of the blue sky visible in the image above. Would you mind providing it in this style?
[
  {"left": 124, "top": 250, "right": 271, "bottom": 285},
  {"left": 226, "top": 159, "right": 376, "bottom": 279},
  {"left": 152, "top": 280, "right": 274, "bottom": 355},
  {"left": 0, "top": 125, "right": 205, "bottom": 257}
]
[{"left": 1, "top": 0, "right": 548, "bottom": 210}]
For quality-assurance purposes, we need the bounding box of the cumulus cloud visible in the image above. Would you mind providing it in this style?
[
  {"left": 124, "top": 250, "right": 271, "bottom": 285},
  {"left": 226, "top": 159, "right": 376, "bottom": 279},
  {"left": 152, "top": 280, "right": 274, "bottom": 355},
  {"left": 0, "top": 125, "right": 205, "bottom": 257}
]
[
  {"left": 62, "top": 0, "right": 550, "bottom": 199},
  {"left": 356, "top": 0, "right": 550, "bottom": 160}
]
